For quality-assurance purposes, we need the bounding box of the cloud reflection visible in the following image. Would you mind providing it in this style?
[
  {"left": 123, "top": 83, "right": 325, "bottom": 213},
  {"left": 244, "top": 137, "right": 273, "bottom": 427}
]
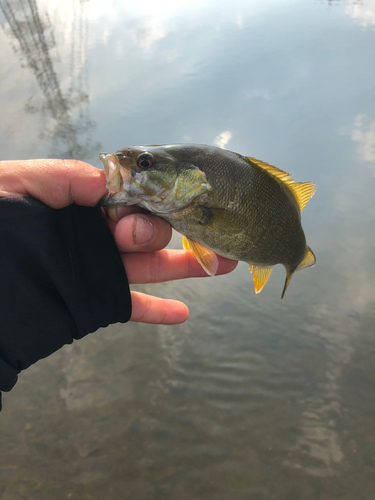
[
  {"left": 131, "top": 18, "right": 166, "bottom": 50},
  {"left": 242, "top": 88, "right": 271, "bottom": 101},
  {"left": 214, "top": 130, "right": 233, "bottom": 149},
  {"left": 349, "top": 114, "right": 375, "bottom": 164},
  {"left": 345, "top": 0, "right": 375, "bottom": 27}
]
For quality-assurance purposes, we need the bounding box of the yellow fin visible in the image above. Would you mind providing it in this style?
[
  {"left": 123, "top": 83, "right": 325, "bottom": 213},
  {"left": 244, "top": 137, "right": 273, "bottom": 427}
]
[
  {"left": 281, "top": 246, "right": 316, "bottom": 298},
  {"left": 249, "top": 265, "right": 273, "bottom": 294},
  {"left": 247, "top": 157, "right": 316, "bottom": 212},
  {"left": 281, "top": 270, "right": 294, "bottom": 299},
  {"left": 182, "top": 236, "right": 219, "bottom": 276},
  {"left": 289, "top": 182, "right": 316, "bottom": 212},
  {"left": 247, "top": 157, "right": 293, "bottom": 182},
  {"left": 182, "top": 235, "right": 191, "bottom": 251},
  {"left": 296, "top": 245, "right": 316, "bottom": 271}
]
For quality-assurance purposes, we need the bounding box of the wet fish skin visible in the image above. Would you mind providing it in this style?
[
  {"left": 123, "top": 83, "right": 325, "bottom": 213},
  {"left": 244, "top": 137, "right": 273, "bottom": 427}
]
[{"left": 100, "top": 144, "right": 316, "bottom": 297}]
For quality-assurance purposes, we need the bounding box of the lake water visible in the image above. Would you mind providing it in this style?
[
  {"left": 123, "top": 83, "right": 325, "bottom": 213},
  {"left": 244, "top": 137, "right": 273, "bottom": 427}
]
[{"left": 1, "top": 0, "right": 375, "bottom": 498}]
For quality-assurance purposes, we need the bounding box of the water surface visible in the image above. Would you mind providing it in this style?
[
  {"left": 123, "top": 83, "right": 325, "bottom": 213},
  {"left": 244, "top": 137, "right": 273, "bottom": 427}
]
[{"left": 1, "top": 0, "right": 375, "bottom": 498}]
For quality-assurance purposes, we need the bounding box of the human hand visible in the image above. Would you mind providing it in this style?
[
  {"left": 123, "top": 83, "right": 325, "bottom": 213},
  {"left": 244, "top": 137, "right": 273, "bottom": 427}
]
[{"left": 0, "top": 159, "right": 237, "bottom": 325}]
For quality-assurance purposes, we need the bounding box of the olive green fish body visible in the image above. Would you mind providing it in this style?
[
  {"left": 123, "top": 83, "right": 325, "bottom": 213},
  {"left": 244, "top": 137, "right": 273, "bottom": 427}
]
[
  {"left": 99, "top": 144, "right": 316, "bottom": 297},
  {"left": 158, "top": 145, "right": 306, "bottom": 268}
]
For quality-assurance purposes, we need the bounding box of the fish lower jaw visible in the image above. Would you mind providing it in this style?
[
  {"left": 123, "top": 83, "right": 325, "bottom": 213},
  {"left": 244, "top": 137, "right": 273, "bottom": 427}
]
[
  {"left": 137, "top": 199, "right": 182, "bottom": 214},
  {"left": 100, "top": 191, "right": 141, "bottom": 207}
]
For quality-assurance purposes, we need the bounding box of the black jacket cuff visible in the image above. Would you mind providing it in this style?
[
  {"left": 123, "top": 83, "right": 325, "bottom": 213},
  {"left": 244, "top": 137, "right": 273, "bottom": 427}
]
[{"left": 0, "top": 197, "right": 131, "bottom": 401}]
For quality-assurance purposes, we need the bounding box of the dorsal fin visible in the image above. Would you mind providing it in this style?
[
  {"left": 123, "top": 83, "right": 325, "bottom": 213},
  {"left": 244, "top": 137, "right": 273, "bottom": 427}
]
[
  {"left": 289, "top": 182, "right": 316, "bottom": 212},
  {"left": 247, "top": 157, "right": 316, "bottom": 212},
  {"left": 247, "top": 157, "right": 293, "bottom": 182}
]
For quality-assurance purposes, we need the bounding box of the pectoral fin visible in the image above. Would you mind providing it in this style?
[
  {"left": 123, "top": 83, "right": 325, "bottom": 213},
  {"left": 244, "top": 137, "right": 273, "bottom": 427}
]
[
  {"left": 188, "top": 205, "right": 244, "bottom": 236},
  {"left": 249, "top": 265, "right": 273, "bottom": 294},
  {"left": 182, "top": 236, "right": 219, "bottom": 276}
]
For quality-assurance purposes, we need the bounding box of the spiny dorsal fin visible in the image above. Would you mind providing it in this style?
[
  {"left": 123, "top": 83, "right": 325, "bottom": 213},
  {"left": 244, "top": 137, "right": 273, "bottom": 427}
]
[
  {"left": 249, "top": 265, "right": 273, "bottom": 294},
  {"left": 247, "top": 157, "right": 316, "bottom": 213},
  {"left": 296, "top": 245, "right": 316, "bottom": 271},
  {"left": 182, "top": 236, "right": 219, "bottom": 276},
  {"left": 247, "top": 157, "right": 293, "bottom": 183}
]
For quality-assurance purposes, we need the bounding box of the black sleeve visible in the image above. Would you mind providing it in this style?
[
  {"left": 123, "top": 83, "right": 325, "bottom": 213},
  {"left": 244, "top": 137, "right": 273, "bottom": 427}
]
[{"left": 0, "top": 197, "right": 132, "bottom": 409}]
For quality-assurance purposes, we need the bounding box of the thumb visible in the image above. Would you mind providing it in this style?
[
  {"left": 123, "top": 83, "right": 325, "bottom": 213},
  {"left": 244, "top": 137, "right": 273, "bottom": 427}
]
[{"left": 0, "top": 159, "right": 107, "bottom": 209}]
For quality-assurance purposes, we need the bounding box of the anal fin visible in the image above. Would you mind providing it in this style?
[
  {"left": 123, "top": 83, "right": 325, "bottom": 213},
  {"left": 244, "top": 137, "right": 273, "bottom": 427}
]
[
  {"left": 249, "top": 265, "right": 273, "bottom": 294},
  {"left": 182, "top": 236, "right": 219, "bottom": 276}
]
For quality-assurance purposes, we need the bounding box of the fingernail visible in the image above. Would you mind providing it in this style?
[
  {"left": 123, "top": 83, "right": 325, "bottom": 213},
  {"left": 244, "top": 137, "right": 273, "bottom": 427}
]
[
  {"left": 115, "top": 206, "right": 129, "bottom": 220},
  {"left": 134, "top": 215, "right": 154, "bottom": 245},
  {"left": 108, "top": 206, "right": 128, "bottom": 222}
]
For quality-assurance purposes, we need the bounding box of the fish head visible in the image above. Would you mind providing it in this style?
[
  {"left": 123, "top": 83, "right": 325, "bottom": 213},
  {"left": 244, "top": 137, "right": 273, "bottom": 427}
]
[{"left": 99, "top": 145, "right": 211, "bottom": 214}]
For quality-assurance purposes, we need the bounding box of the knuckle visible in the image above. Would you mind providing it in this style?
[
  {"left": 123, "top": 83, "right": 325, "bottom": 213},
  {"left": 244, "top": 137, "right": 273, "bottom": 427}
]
[{"left": 148, "top": 252, "right": 162, "bottom": 283}]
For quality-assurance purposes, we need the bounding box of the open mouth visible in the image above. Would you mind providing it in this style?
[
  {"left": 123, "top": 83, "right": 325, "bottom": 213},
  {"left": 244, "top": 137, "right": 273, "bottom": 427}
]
[
  {"left": 99, "top": 153, "right": 123, "bottom": 194},
  {"left": 99, "top": 153, "right": 125, "bottom": 206},
  {"left": 99, "top": 152, "right": 137, "bottom": 207}
]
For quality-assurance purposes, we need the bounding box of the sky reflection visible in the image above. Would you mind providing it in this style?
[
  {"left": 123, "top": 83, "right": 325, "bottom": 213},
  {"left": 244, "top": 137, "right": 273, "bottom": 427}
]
[
  {"left": 0, "top": 0, "right": 99, "bottom": 160},
  {"left": 1, "top": 0, "right": 375, "bottom": 497}
]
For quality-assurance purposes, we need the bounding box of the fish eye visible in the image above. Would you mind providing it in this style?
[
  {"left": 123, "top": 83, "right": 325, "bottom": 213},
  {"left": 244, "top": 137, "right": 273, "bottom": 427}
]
[{"left": 136, "top": 152, "right": 154, "bottom": 169}]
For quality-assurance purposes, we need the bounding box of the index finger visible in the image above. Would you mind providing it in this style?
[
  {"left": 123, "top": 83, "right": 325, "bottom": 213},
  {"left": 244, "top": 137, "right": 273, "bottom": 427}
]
[{"left": 0, "top": 159, "right": 107, "bottom": 208}]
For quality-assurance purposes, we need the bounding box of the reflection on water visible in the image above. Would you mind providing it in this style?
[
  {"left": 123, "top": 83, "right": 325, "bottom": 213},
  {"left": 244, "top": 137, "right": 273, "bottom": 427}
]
[
  {"left": 349, "top": 114, "right": 375, "bottom": 163},
  {"left": 323, "top": 0, "right": 375, "bottom": 29},
  {"left": 1, "top": 0, "right": 375, "bottom": 498},
  {"left": 0, "top": 0, "right": 100, "bottom": 159},
  {"left": 345, "top": 0, "right": 375, "bottom": 27}
]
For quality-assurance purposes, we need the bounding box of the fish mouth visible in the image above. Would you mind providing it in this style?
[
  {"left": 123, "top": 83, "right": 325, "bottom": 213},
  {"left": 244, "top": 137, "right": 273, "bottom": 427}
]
[
  {"left": 99, "top": 152, "right": 136, "bottom": 206},
  {"left": 99, "top": 192, "right": 123, "bottom": 207},
  {"left": 99, "top": 153, "right": 123, "bottom": 191}
]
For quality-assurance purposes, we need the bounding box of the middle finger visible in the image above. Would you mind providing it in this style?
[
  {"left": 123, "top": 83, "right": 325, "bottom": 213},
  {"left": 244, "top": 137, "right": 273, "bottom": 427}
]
[{"left": 122, "top": 249, "right": 238, "bottom": 284}]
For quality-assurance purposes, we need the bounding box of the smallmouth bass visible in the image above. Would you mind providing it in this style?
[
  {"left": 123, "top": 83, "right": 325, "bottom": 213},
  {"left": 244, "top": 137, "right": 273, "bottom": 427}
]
[{"left": 100, "top": 144, "right": 316, "bottom": 297}]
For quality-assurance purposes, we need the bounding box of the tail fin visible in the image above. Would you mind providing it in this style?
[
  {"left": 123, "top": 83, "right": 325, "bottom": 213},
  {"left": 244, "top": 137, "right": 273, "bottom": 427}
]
[
  {"left": 296, "top": 245, "right": 316, "bottom": 271},
  {"left": 281, "top": 270, "right": 293, "bottom": 299},
  {"left": 281, "top": 246, "right": 316, "bottom": 298}
]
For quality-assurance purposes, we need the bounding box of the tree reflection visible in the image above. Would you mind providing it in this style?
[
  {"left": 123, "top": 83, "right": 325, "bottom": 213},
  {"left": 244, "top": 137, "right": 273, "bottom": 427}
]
[
  {"left": 323, "top": 0, "right": 362, "bottom": 3},
  {"left": 0, "top": 0, "right": 100, "bottom": 160}
]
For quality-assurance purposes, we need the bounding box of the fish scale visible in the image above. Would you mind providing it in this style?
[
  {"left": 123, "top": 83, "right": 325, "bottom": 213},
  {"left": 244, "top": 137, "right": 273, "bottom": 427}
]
[{"left": 99, "top": 144, "right": 316, "bottom": 297}]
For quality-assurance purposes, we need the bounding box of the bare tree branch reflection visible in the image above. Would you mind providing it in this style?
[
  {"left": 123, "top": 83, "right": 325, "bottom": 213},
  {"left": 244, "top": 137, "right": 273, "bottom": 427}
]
[
  {"left": 0, "top": 0, "right": 100, "bottom": 160},
  {"left": 316, "top": 0, "right": 363, "bottom": 4}
]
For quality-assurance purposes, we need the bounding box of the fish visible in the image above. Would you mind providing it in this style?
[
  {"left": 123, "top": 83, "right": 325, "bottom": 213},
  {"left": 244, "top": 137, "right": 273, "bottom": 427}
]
[{"left": 99, "top": 144, "right": 316, "bottom": 297}]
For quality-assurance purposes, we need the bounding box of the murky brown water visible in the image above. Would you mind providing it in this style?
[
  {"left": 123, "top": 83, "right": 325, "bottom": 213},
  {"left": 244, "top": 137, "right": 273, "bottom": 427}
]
[{"left": 1, "top": 1, "right": 375, "bottom": 498}]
